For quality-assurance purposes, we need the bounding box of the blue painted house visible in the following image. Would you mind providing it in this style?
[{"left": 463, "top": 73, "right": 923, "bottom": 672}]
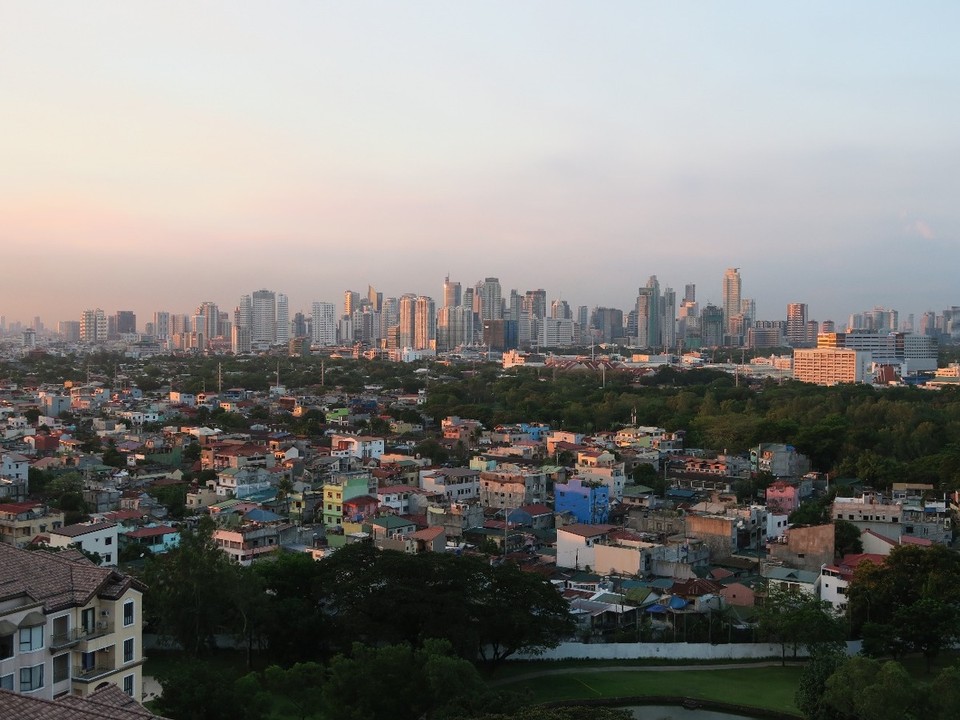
[{"left": 556, "top": 477, "right": 609, "bottom": 524}]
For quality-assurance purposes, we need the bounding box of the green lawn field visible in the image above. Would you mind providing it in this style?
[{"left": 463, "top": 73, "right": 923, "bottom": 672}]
[{"left": 497, "top": 666, "right": 804, "bottom": 715}]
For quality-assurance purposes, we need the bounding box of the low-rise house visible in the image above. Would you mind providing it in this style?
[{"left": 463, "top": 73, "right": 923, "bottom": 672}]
[
  {"left": 763, "top": 566, "right": 819, "bottom": 596},
  {"left": 121, "top": 525, "right": 180, "bottom": 555},
  {"left": 329, "top": 435, "right": 384, "bottom": 461},
  {"left": 478, "top": 465, "right": 545, "bottom": 509},
  {"left": 426, "top": 502, "right": 484, "bottom": 540},
  {"left": 766, "top": 523, "right": 834, "bottom": 572},
  {"left": 820, "top": 553, "right": 885, "bottom": 613},
  {"left": 48, "top": 522, "right": 119, "bottom": 566},
  {"left": 213, "top": 515, "right": 296, "bottom": 565},
  {"left": 555, "top": 477, "right": 609, "bottom": 524},
  {"left": 0, "top": 543, "right": 145, "bottom": 700},
  {"left": 555, "top": 524, "right": 617, "bottom": 570}
]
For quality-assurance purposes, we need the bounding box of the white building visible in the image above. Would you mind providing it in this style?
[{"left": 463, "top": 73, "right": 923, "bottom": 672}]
[
  {"left": 311, "top": 302, "right": 337, "bottom": 346},
  {"left": 48, "top": 522, "right": 120, "bottom": 566},
  {"left": 420, "top": 468, "right": 480, "bottom": 501},
  {"left": 330, "top": 435, "right": 385, "bottom": 460}
]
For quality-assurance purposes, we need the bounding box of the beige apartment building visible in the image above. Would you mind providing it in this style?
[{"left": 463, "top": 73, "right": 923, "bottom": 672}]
[
  {"left": 0, "top": 502, "right": 65, "bottom": 548},
  {"left": 0, "top": 544, "right": 145, "bottom": 702},
  {"left": 793, "top": 348, "right": 872, "bottom": 385}
]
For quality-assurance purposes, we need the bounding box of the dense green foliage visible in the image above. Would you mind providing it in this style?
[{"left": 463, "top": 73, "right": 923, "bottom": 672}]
[
  {"left": 756, "top": 586, "right": 846, "bottom": 664},
  {"left": 847, "top": 545, "right": 960, "bottom": 669}
]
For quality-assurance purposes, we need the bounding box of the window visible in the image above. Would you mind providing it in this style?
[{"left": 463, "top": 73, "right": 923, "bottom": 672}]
[
  {"left": 19, "top": 625, "right": 43, "bottom": 652},
  {"left": 53, "top": 653, "right": 70, "bottom": 683},
  {"left": 105, "top": 536, "right": 113, "bottom": 545},
  {"left": 20, "top": 664, "right": 43, "bottom": 692},
  {"left": 0, "top": 632, "right": 12, "bottom": 660},
  {"left": 123, "top": 674, "right": 134, "bottom": 697},
  {"left": 123, "top": 638, "right": 135, "bottom": 663},
  {"left": 0, "top": 674, "right": 12, "bottom": 691},
  {"left": 104, "top": 554, "right": 112, "bottom": 563},
  {"left": 123, "top": 600, "right": 135, "bottom": 627}
]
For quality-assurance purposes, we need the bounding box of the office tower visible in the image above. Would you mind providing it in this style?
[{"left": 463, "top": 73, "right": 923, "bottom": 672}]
[
  {"left": 523, "top": 289, "right": 547, "bottom": 320},
  {"left": 920, "top": 311, "right": 937, "bottom": 336},
  {"left": 507, "top": 290, "right": 522, "bottom": 323},
  {"left": 311, "top": 302, "right": 337, "bottom": 346},
  {"left": 352, "top": 307, "right": 379, "bottom": 344},
  {"left": 414, "top": 296, "right": 436, "bottom": 350},
  {"left": 577, "top": 305, "right": 589, "bottom": 330},
  {"left": 236, "top": 295, "right": 252, "bottom": 334},
  {"left": 661, "top": 287, "right": 676, "bottom": 351},
  {"left": 677, "top": 299, "right": 699, "bottom": 344},
  {"left": 821, "top": 320, "right": 836, "bottom": 334},
  {"left": 443, "top": 276, "right": 461, "bottom": 308},
  {"left": 153, "top": 311, "right": 170, "bottom": 341},
  {"left": 701, "top": 304, "right": 724, "bottom": 347},
  {"left": 806, "top": 320, "right": 819, "bottom": 345},
  {"left": 344, "top": 290, "right": 361, "bottom": 317},
  {"left": 437, "top": 305, "right": 473, "bottom": 351},
  {"left": 684, "top": 284, "right": 696, "bottom": 303},
  {"left": 786, "top": 303, "right": 808, "bottom": 346},
  {"left": 252, "top": 290, "right": 277, "bottom": 346},
  {"left": 292, "top": 312, "right": 308, "bottom": 338},
  {"left": 477, "top": 277, "right": 502, "bottom": 321},
  {"left": 114, "top": 310, "right": 136, "bottom": 335},
  {"left": 80, "top": 309, "right": 107, "bottom": 343},
  {"left": 170, "top": 314, "right": 191, "bottom": 336},
  {"left": 232, "top": 325, "right": 251, "bottom": 354},
  {"left": 58, "top": 320, "right": 81, "bottom": 342},
  {"left": 33, "top": 316, "right": 42, "bottom": 332},
  {"left": 398, "top": 294, "right": 417, "bottom": 348},
  {"left": 551, "top": 299, "right": 571, "bottom": 320},
  {"left": 462, "top": 287, "right": 475, "bottom": 320},
  {"left": 107, "top": 315, "right": 118, "bottom": 340},
  {"left": 722, "top": 268, "right": 741, "bottom": 337},
  {"left": 380, "top": 297, "right": 398, "bottom": 340},
  {"left": 635, "top": 275, "right": 660, "bottom": 348},
  {"left": 590, "top": 307, "right": 624, "bottom": 344},
  {"left": 195, "top": 302, "right": 220, "bottom": 345},
  {"left": 367, "top": 285, "right": 383, "bottom": 313},
  {"left": 276, "top": 293, "right": 290, "bottom": 344}
]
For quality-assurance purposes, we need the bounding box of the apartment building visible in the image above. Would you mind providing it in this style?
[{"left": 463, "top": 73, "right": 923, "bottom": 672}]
[
  {"left": 0, "top": 544, "right": 145, "bottom": 701},
  {"left": 0, "top": 503, "right": 65, "bottom": 548}
]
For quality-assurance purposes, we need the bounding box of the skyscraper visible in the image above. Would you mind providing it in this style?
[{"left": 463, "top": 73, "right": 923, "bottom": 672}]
[
  {"left": 276, "top": 293, "right": 290, "bottom": 344},
  {"left": 443, "top": 276, "right": 461, "bottom": 308},
  {"left": 523, "top": 289, "right": 547, "bottom": 320},
  {"left": 367, "top": 285, "right": 383, "bottom": 313},
  {"left": 786, "top": 303, "right": 808, "bottom": 347},
  {"left": 311, "top": 302, "right": 337, "bottom": 346},
  {"left": 722, "top": 268, "right": 742, "bottom": 337},
  {"left": 252, "top": 289, "right": 277, "bottom": 347},
  {"left": 635, "top": 276, "right": 661, "bottom": 349},
  {"left": 115, "top": 310, "right": 136, "bottom": 335},
  {"left": 398, "top": 294, "right": 417, "bottom": 348},
  {"left": 414, "top": 295, "right": 436, "bottom": 350},
  {"left": 344, "top": 290, "right": 361, "bottom": 317},
  {"left": 661, "top": 287, "right": 676, "bottom": 351},
  {"left": 477, "top": 277, "right": 502, "bottom": 322}
]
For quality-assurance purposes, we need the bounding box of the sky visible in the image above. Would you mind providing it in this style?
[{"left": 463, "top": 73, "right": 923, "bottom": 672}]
[{"left": 2, "top": 1, "right": 959, "bottom": 329}]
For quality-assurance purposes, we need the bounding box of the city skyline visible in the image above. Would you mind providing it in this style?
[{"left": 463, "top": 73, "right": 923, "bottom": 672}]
[{"left": 3, "top": 3, "right": 959, "bottom": 324}]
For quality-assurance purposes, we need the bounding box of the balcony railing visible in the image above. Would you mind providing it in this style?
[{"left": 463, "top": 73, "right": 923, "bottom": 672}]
[
  {"left": 50, "top": 621, "right": 114, "bottom": 650},
  {"left": 73, "top": 664, "right": 116, "bottom": 682}
]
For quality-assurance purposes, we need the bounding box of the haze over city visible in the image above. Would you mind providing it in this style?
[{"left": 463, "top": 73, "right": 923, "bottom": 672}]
[{"left": 3, "top": 2, "right": 959, "bottom": 325}]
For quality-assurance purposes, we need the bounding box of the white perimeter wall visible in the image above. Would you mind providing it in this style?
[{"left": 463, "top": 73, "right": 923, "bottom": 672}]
[{"left": 514, "top": 640, "right": 862, "bottom": 661}]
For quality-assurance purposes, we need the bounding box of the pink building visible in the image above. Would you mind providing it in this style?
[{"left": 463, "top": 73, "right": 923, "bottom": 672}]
[{"left": 766, "top": 481, "right": 799, "bottom": 514}]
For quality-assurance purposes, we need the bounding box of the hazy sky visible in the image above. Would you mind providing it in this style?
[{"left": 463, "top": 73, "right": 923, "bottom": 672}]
[{"left": 2, "top": 2, "right": 959, "bottom": 328}]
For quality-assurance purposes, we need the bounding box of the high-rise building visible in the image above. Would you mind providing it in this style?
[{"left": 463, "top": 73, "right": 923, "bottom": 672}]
[
  {"left": 523, "top": 289, "right": 547, "bottom": 320},
  {"left": 232, "top": 325, "right": 251, "bottom": 354},
  {"left": 701, "top": 304, "right": 724, "bottom": 347},
  {"left": 80, "top": 309, "right": 107, "bottom": 343},
  {"left": 58, "top": 320, "right": 81, "bottom": 342},
  {"left": 551, "top": 299, "right": 571, "bottom": 320},
  {"left": 722, "top": 268, "right": 742, "bottom": 337},
  {"left": 443, "top": 276, "right": 461, "bottom": 308},
  {"left": 252, "top": 290, "right": 277, "bottom": 347},
  {"left": 661, "top": 287, "right": 676, "bottom": 351},
  {"left": 684, "top": 284, "right": 696, "bottom": 303},
  {"left": 635, "top": 276, "right": 660, "bottom": 349},
  {"left": 292, "top": 311, "right": 308, "bottom": 338},
  {"left": 367, "top": 285, "right": 383, "bottom": 313},
  {"left": 477, "top": 278, "right": 502, "bottom": 322},
  {"left": 398, "top": 294, "right": 417, "bottom": 348},
  {"left": 195, "top": 302, "right": 220, "bottom": 346},
  {"left": 311, "top": 302, "right": 337, "bottom": 346},
  {"left": 414, "top": 296, "right": 436, "bottom": 351},
  {"left": 153, "top": 311, "right": 170, "bottom": 341},
  {"left": 344, "top": 290, "right": 361, "bottom": 317},
  {"left": 380, "top": 297, "right": 399, "bottom": 340},
  {"left": 437, "top": 305, "right": 473, "bottom": 351},
  {"left": 115, "top": 310, "right": 136, "bottom": 335},
  {"left": 276, "top": 293, "right": 290, "bottom": 344},
  {"left": 786, "top": 303, "right": 808, "bottom": 347}
]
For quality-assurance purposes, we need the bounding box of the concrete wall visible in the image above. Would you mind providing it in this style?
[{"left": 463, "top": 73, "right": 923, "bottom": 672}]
[{"left": 514, "top": 640, "right": 862, "bottom": 661}]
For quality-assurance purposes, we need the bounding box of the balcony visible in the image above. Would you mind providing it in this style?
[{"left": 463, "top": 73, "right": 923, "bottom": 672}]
[
  {"left": 50, "top": 621, "right": 114, "bottom": 651},
  {"left": 72, "top": 663, "right": 116, "bottom": 682}
]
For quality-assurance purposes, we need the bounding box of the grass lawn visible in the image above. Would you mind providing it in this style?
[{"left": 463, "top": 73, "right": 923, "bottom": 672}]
[
  {"left": 485, "top": 657, "right": 788, "bottom": 681},
  {"left": 496, "top": 666, "right": 804, "bottom": 715}
]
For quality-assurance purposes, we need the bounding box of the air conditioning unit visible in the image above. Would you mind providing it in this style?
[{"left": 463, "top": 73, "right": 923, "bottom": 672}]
[{"left": 100, "top": 610, "right": 110, "bottom": 617}]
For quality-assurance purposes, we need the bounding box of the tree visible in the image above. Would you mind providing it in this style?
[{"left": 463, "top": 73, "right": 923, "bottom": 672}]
[
  {"left": 821, "top": 658, "right": 923, "bottom": 720},
  {"left": 795, "top": 644, "right": 848, "bottom": 720},
  {"left": 833, "top": 519, "right": 863, "bottom": 558},
  {"left": 142, "top": 517, "right": 237, "bottom": 655},
  {"left": 154, "top": 659, "right": 263, "bottom": 720},
  {"left": 757, "top": 584, "right": 845, "bottom": 665}
]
